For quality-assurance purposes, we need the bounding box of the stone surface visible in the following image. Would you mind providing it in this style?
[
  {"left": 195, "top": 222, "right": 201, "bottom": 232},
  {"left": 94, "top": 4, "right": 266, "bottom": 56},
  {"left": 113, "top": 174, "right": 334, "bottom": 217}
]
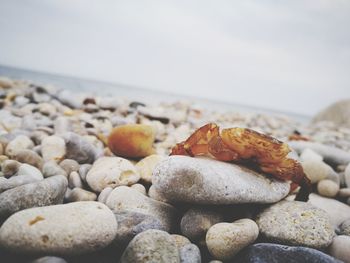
[
  {"left": 42, "top": 161, "right": 67, "bottom": 178},
  {"left": 179, "top": 244, "right": 201, "bottom": 263},
  {"left": 68, "top": 171, "right": 83, "bottom": 189},
  {"left": 5, "top": 135, "right": 34, "bottom": 157},
  {"left": 171, "top": 234, "right": 191, "bottom": 249},
  {"left": 63, "top": 132, "right": 96, "bottom": 164},
  {"left": 308, "top": 193, "right": 350, "bottom": 227},
  {"left": 97, "top": 186, "right": 113, "bottom": 204},
  {"left": 317, "top": 179, "right": 339, "bottom": 197},
  {"left": 256, "top": 200, "right": 334, "bottom": 248},
  {"left": 289, "top": 141, "right": 350, "bottom": 166},
  {"left": 153, "top": 156, "right": 290, "bottom": 204},
  {"left": 112, "top": 210, "right": 164, "bottom": 249},
  {"left": 206, "top": 219, "right": 259, "bottom": 260},
  {"left": 41, "top": 136, "right": 66, "bottom": 162},
  {"left": 301, "top": 159, "right": 339, "bottom": 184},
  {"left": 14, "top": 149, "right": 44, "bottom": 169},
  {"left": 0, "top": 202, "right": 118, "bottom": 255},
  {"left": 108, "top": 124, "right": 156, "bottom": 158},
  {"left": 345, "top": 163, "right": 350, "bottom": 188},
  {"left": 120, "top": 229, "right": 180, "bottom": 263},
  {"left": 234, "top": 243, "right": 341, "bottom": 263},
  {"left": 0, "top": 175, "right": 67, "bottom": 221},
  {"left": 130, "top": 183, "right": 146, "bottom": 195},
  {"left": 86, "top": 157, "right": 140, "bottom": 193},
  {"left": 30, "top": 256, "right": 68, "bottom": 263},
  {"left": 59, "top": 159, "right": 79, "bottom": 175},
  {"left": 328, "top": 235, "right": 350, "bottom": 263},
  {"left": 338, "top": 219, "right": 350, "bottom": 236},
  {"left": 300, "top": 148, "right": 323, "bottom": 162},
  {"left": 181, "top": 207, "right": 224, "bottom": 243},
  {"left": 66, "top": 187, "right": 97, "bottom": 202},
  {"left": 106, "top": 186, "right": 177, "bottom": 232},
  {"left": 136, "top": 154, "right": 165, "bottom": 183},
  {"left": 1, "top": 159, "right": 20, "bottom": 177}
]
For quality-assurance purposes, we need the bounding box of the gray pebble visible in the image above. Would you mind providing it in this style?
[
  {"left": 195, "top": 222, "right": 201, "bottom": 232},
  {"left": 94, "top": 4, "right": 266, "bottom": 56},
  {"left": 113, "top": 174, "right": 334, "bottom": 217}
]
[
  {"left": 66, "top": 187, "right": 97, "bottom": 202},
  {"left": 179, "top": 244, "right": 201, "bottom": 263},
  {"left": 78, "top": 164, "right": 92, "bottom": 183},
  {"left": 68, "top": 171, "right": 83, "bottom": 189},
  {"left": 339, "top": 219, "right": 350, "bottom": 236},
  {"left": 5, "top": 135, "right": 34, "bottom": 157},
  {"left": 63, "top": 132, "right": 96, "bottom": 164},
  {"left": 30, "top": 256, "right": 67, "bottom": 263},
  {"left": 59, "top": 159, "right": 79, "bottom": 175},
  {"left": 98, "top": 186, "right": 113, "bottom": 204},
  {"left": 42, "top": 161, "right": 68, "bottom": 178}
]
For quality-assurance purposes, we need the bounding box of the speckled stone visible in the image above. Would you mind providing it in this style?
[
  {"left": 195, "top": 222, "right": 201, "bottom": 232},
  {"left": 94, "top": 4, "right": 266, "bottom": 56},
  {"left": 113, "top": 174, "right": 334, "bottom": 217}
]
[
  {"left": 153, "top": 156, "right": 290, "bottom": 204},
  {"left": 256, "top": 200, "right": 334, "bottom": 249},
  {"left": 0, "top": 202, "right": 118, "bottom": 255}
]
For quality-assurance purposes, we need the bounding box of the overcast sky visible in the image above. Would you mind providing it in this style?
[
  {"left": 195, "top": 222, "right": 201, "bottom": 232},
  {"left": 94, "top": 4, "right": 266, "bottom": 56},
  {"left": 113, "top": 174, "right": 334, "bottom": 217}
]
[{"left": 0, "top": 0, "right": 349, "bottom": 115}]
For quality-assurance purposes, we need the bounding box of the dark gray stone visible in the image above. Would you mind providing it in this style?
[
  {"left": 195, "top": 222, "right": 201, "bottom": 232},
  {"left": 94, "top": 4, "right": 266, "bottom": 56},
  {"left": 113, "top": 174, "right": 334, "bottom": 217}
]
[{"left": 63, "top": 132, "right": 96, "bottom": 164}]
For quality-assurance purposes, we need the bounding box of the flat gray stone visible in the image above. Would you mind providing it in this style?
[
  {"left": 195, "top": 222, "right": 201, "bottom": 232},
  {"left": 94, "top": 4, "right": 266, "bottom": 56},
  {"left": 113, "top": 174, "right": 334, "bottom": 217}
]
[
  {"left": 256, "top": 200, "right": 334, "bottom": 249},
  {"left": 153, "top": 156, "right": 290, "bottom": 204},
  {"left": 0, "top": 175, "right": 67, "bottom": 221},
  {"left": 0, "top": 202, "right": 118, "bottom": 255}
]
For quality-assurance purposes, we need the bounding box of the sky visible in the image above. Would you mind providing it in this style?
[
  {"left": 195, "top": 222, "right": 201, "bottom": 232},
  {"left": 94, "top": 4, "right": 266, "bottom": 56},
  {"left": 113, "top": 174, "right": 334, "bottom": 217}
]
[{"left": 0, "top": 0, "right": 349, "bottom": 116}]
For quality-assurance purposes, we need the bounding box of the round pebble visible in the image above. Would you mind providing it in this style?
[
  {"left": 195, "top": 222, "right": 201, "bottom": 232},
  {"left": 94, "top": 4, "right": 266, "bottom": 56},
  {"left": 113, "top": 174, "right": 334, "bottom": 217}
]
[
  {"left": 135, "top": 154, "right": 165, "bottom": 183},
  {"left": 328, "top": 235, "right": 350, "bottom": 263},
  {"left": 317, "top": 179, "right": 339, "bottom": 197},
  {"left": 66, "top": 187, "right": 97, "bottom": 202},
  {"left": 41, "top": 136, "right": 66, "bottom": 162}
]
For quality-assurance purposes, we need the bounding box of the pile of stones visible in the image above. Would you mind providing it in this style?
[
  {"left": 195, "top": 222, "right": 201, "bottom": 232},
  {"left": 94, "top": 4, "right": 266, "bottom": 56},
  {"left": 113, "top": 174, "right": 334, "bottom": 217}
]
[{"left": 0, "top": 76, "right": 349, "bottom": 263}]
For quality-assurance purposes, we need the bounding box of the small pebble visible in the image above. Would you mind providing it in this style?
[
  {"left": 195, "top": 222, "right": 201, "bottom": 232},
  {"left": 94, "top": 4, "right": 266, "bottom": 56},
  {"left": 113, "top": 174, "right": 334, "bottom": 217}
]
[
  {"left": 66, "top": 187, "right": 97, "bottom": 202},
  {"left": 135, "top": 154, "right": 165, "bottom": 184},
  {"left": 41, "top": 136, "right": 66, "bottom": 162},
  {"left": 5, "top": 135, "right": 34, "bottom": 157},
  {"left": 328, "top": 235, "right": 350, "bottom": 263},
  {"left": 63, "top": 132, "right": 96, "bottom": 164},
  {"left": 317, "top": 179, "right": 339, "bottom": 197},
  {"left": 179, "top": 243, "right": 201, "bottom": 263},
  {"left": 171, "top": 234, "right": 191, "bottom": 249},
  {"left": 130, "top": 183, "right": 146, "bottom": 195},
  {"left": 98, "top": 186, "right": 113, "bottom": 204},
  {"left": 68, "top": 171, "right": 83, "bottom": 189},
  {"left": 15, "top": 149, "right": 44, "bottom": 169},
  {"left": 338, "top": 188, "right": 350, "bottom": 198},
  {"left": 1, "top": 160, "right": 20, "bottom": 178},
  {"left": 59, "top": 159, "right": 79, "bottom": 175},
  {"left": 42, "top": 160, "right": 68, "bottom": 178},
  {"left": 339, "top": 219, "right": 350, "bottom": 236}
]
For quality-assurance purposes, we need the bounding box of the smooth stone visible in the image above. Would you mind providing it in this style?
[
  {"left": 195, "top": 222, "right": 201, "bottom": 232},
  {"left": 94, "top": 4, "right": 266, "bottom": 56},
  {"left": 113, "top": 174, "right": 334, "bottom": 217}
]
[
  {"left": 234, "top": 243, "right": 342, "bottom": 263},
  {"left": 345, "top": 163, "right": 350, "bottom": 188},
  {"left": 148, "top": 185, "right": 169, "bottom": 203},
  {"left": 300, "top": 148, "right": 323, "bottom": 162},
  {"left": 0, "top": 175, "right": 67, "bottom": 221},
  {"left": 136, "top": 154, "right": 165, "bottom": 184},
  {"left": 15, "top": 149, "right": 44, "bottom": 169},
  {"left": 308, "top": 193, "right": 350, "bottom": 227},
  {"left": 120, "top": 229, "right": 180, "bottom": 263},
  {"left": 0, "top": 202, "right": 118, "bottom": 255},
  {"left": 289, "top": 141, "right": 350, "bottom": 165},
  {"left": 30, "top": 256, "right": 68, "bottom": 263},
  {"left": 130, "top": 183, "right": 146, "bottom": 195},
  {"left": 181, "top": 208, "right": 224, "bottom": 243},
  {"left": 112, "top": 210, "right": 164, "bottom": 249},
  {"left": 53, "top": 116, "right": 71, "bottom": 134},
  {"left": 338, "top": 188, "right": 350, "bottom": 198},
  {"left": 68, "top": 171, "right": 83, "bottom": 189},
  {"left": 78, "top": 164, "right": 91, "bottom": 183},
  {"left": 106, "top": 186, "right": 177, "bottom": 232},
  {"left": 41, "top": 136, "right": 66, "bottom": 162},
  {"left": 5, "top": 135, "right": 34, "bottom": 157},
  {"left": 17, "top": 163, "right": 43, "bottom": 178},
  {"left": 1, "top": 159, "right": 20, "bottom": 177},
  {"left": 153, "top": 156, "right": 290, "bottom": 204},
  {"left": 301, "top": 159, "right": 339, "bottom": 184},
  {"left": 108, "top": 124, "right": 156, "bottom": 158},
  {"left": 66, "top": 187, "right": 97, "bottom": 202},
  {"left": 42, "top": 161, "right": 68, "bottom": 178},
  {"left": 86, "top": 157, "right": 140, "bottom": 193},
  {"left": 312, "top": 99, "right": 350, "bottom": 128},
  {"left": 206, "top": 219, "right": 259, "bottom": 260},
  {"left": 317, "top": 179, "right": 339, "bottom": 197},
  {"left": 97, "top": 186, "right": 113, "bottom": 204},
  {"left": 63, "top": 132, "right": 96, "bottom": 164},
  {"left": 59, "top": 159, "right": 79, "bottom": 175},
  {"left": 338, "top": 219, "right": 350, "bottom": 236},
  {"left": 256, "top": 200, "right": 334, "bottom": 248},
  {"left": 179, "top": 244, "right": 201, "bottom": 263},
  {"left": 171, "top": 234, "right": 191, "bottom": 249},
  {"left": 328, "top": 235, "right": 350, "bottom": 263}
]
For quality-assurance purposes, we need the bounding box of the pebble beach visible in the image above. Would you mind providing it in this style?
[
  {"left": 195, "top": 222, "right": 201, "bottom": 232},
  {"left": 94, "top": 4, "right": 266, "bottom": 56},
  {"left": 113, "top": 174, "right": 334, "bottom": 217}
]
[{"left": 0, "top": 76, "right": 350, "bottom": 263}]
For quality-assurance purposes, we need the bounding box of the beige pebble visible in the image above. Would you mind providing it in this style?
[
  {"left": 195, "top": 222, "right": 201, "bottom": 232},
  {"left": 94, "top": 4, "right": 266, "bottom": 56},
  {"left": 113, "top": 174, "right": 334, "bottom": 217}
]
[
  {"left": 317, "top": 179, "right": 339, "bottom": 197},
  {"left": 338, "top": 188, "right": 350, "bottom": 198},
  {"left": 66, "top": 188, "right": 97, "bottom": 202},
  {"left": 130, "top": 184, "right": 146, "bottom": 195},
  {"left": 170, "top": 234, "right": 191, "bottom": 249},
  {"left": 135, "top": 155, "right": 165, "bottom": 183},
  {"left": 328, "top": 235, "right": 350, "bottom": 263}
]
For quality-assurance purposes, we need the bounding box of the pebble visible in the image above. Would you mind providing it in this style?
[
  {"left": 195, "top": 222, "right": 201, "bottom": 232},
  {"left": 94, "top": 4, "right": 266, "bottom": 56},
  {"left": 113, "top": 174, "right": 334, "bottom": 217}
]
[
  {"left": 30, "top": 256, "right": 68, "bottom": 263},
  {"left": 17, "top": 163, "right": 43, "bottom": 178},
  {"left": 135, "top": 154, "right": 165, "bottom": 184},
  {"left": 106, "top": 186, "right": 177, "bottom": 232},
  {"left": 42, "top": 161, "right": 68, "bottom": 178},
  {"left": 179, "top": 244, "right": 201, "bottom": 263},
  {"left": 120, "top": 229, "right": 180, "bottom": 263},
  {"left": 78, "top": 164, "right": 92, "bottom": 183},
  {"left": 41, "top": 136, "right": 66, "bottom": 162},
  {"left": 97, "top": 186, "right": 113, "bottom": 203},
  {"left": 317, "top": 179, "right": 339, "bottom": 197},
  {"left": 148, "top": 185, "right": 169, "bottom": 203},
  {"left": 0, "top": 202, "right": 118, "bottom": 255},
  {"left": 86, "top": 157, "right": 140, "bottom": 193},
  {"left": 0, "top": 175, "right": 67, "bottom": 221},
  {"left": 59, "top": 159, "right": 79, "bottom": 175},
  {"left": 338, "top": 188, "right": 350, "bottom": 198},
  {"left": 1, "top": 159, "right": 20, "bottom": 177},
  {"left": 338, "top": 219, "right": 350, "bottom": 236},
  {"left": 181, "top": 207, "right": 224, "bottom": 243},
  {"left": 289, "top": 141, "right": 350, "bottom": 166},
  {"left": 301, "top": 159, "right": 339, "bottom": 184},
  {"left": 153, "top": 156, "right": 290, "bottom": 204},
  {"left": 345, "top": 163, "right": 350, "bottom": 187},
  {"left": 108, "top": 124, "right": 156, "bottom": 158},
  {"left": 113, "top": 210, "right": 164, "bottom": 249},
  {"left": 5, "top": 135, "right": 34, "bottom": 157},
  {"left": 300, "top": 148, "right": 323, "bottom": 162},
  {"left": 171, "top": 234, "right": 191, "bottom": 249},
  {"left": 130, "top": 183, "right": 146, "bottom": 195},
  {"left": 63, "top": 132, "right": 96, "bottom": 164},
  {"left": 308, "top": 193, "right": 350, "bottom": 227},
  {"left": 68, "top": 171, "right": 83, "bottom": 189},
  {"left": 328, "top": 235, "right": 350, "bottom": 263},
  {"left": 256, "top": 200, "right": 334, "bottom": 248},
  {"left": 234, "top": 243, "right": 342, "bottom": 263},
  {"left": 66, "top": 187, "right": 97, "bottom": 202},
  {"left": 206, "top": 219, "right": 259, "bottom": 260}
]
